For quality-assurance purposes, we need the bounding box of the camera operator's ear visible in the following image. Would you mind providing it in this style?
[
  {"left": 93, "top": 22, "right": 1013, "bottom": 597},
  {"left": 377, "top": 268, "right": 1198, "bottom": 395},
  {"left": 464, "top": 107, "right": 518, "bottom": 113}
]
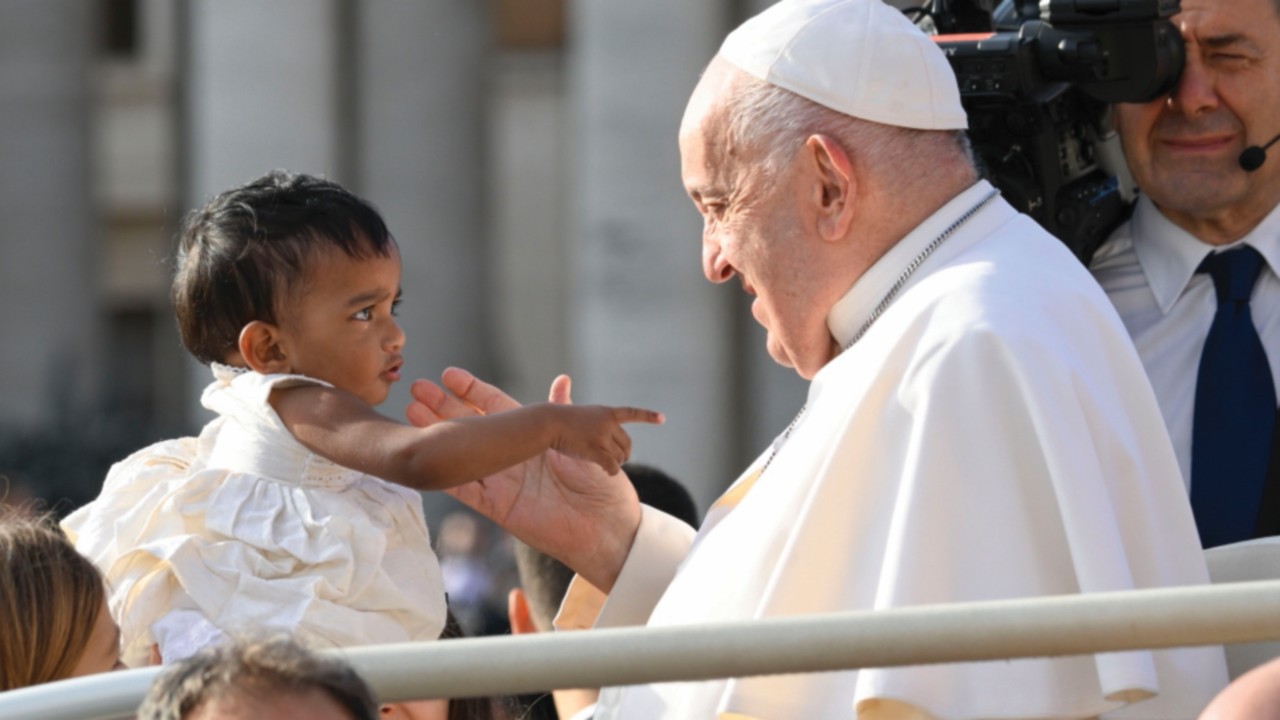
[
  {"left": 238, "top": 321, "right": 291, "bottom": 374},
  {"left": 805, "top": 133, "right": 856, "bottom": 242}
]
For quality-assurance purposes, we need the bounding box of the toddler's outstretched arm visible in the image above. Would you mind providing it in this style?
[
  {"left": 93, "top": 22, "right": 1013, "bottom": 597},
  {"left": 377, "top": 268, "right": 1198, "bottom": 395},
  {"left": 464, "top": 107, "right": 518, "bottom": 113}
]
[{"left": 272, "top": 383, "right": 663, "bottom": 490}]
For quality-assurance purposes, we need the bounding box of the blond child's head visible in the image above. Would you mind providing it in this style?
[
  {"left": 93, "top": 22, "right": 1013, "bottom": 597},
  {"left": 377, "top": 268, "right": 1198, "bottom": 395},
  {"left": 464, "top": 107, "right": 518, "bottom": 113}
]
[
  {"left": 172, "top": 171, "right": 405, "bottom": 405},
  {"left": 0, "top": 512, "right": 121, "bottom": 690}
]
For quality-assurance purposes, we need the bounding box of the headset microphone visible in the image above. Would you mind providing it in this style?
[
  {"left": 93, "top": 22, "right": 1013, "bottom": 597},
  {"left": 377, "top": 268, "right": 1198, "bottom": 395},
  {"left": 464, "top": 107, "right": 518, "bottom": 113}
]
[{"left": 1239, "top": 132, "right": 1280, "bottom": 172}]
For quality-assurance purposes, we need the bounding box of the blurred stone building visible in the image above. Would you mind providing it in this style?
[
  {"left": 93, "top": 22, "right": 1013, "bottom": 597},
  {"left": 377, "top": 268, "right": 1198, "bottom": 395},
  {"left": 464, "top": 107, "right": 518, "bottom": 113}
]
[{"left": 0, "top": 0, "right": 818, "bottom": 514}]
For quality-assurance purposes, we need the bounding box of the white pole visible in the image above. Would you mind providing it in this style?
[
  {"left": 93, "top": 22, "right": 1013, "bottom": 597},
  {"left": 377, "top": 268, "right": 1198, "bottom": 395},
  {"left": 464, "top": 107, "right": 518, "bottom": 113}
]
[
  {"left": 0, "top": 667, "right": 162, "bottom": 720},
  {"left": 1, "top": 581, "right": 1277, "bottom": 719},
  {"left": 346, "top": 579, "right": 1280, "bottom": 699}
]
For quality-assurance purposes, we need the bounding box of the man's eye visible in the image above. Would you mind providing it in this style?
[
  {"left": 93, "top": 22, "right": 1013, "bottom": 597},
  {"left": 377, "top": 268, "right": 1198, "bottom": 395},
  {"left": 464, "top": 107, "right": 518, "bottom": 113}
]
[
  {"left": 354, "top": 307, "right": 372, "bottom": 321},
  {"left": 391, "top": 299, "right": 402, "bottom": 317}
]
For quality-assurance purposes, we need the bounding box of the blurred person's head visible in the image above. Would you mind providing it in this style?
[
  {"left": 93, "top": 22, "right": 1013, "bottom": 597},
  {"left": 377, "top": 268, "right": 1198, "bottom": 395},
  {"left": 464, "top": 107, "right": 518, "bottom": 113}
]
[
  {"left": 0, "top": 474, "right": 38, "bottom": 510},
  {"left": 137, "top": 636, "right": 378, "bottom": 720},
  {"left": 379, "top": 609, "right": 514, "bottom": 720},
  {"left": 512, "top": 462, "right": 698, "bottom": 631},
  {"left": 0, "top": 512, "right": 121, "bottom": 690},
  {"left": 508, "top": 463, "right": 698, "bottom": 718},
  {"left": 621, "top": 463, "right": 699, "bottom": 530}
]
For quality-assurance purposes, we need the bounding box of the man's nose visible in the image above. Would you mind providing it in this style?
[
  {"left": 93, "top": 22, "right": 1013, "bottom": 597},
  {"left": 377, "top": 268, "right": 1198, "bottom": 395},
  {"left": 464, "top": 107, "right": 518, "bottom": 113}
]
[
  {"left": 702, "top": 236, "right": 733, "bottom": 284},
  {"left": 1167, "top": 55, "right": 1218, "bottom": 118}
]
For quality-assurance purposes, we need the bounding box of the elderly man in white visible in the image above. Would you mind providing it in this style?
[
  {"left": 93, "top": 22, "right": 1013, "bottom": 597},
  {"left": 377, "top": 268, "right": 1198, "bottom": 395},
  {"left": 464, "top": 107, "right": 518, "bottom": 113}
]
[{"left": 408, "top": 0, "right": 1228, "bottom": 717}]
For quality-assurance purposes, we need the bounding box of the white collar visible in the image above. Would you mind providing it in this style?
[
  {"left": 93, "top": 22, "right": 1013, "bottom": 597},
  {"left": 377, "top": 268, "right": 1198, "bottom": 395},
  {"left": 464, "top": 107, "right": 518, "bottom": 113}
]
[
  {"left": 826, "top": 180, "right": 997, "bottom": 347},
  {"left": 1131, "top": 193, "right": 1280, "bottom": 313}
]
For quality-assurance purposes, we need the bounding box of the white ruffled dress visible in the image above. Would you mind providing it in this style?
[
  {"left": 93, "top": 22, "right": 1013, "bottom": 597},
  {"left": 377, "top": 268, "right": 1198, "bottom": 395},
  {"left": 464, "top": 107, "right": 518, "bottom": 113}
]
[{"left": 63, "top": 365, "right": 447, "bottom": 666}]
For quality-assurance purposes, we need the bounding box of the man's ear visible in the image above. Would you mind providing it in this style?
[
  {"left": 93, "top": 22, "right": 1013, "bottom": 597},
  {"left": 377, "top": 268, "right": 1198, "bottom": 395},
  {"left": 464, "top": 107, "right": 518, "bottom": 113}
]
[
  {"left": 804, "top": 133, "right": 857, "bottom": 242},
  {"left": 508, "top": 588, "right": 539, "bottom": 635},
  {"left": 237, "top": 321, "right": 290, "bottom": 374}
]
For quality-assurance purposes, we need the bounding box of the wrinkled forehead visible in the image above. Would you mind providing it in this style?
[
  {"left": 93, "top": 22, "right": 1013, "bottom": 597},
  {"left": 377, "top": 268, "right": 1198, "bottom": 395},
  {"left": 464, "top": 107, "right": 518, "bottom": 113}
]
[
  {"left": 680, "top": 58, "right": 753, "bottom": 179},
  {"left": 1176, "top": 0, "right": 1280, "bottom": 37},
  {"left": 680, "top": 58, "right": 742, "bottom": 139}
]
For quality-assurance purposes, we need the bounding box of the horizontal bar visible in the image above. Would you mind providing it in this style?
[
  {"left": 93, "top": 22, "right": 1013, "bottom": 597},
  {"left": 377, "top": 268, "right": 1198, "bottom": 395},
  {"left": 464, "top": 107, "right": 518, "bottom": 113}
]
[
  {"left": 2, "top": 580, "right": 1277, "bottom": 720},
  {"left": 346, "top": 579, "right": 1280, "bottom": 700}
]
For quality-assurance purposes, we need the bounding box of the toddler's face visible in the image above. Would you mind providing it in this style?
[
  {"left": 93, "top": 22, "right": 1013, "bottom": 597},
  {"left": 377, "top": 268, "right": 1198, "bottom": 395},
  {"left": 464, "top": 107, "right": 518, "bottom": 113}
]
[{"left": 277, "top": 244, "right": 405, "bottom": 406}]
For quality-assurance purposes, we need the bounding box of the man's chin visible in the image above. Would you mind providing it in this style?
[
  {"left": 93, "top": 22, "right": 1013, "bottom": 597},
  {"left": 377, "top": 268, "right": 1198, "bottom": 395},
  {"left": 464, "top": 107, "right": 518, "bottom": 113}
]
[
  {"left": 769, "top": 340, "right": 823, "bottom": 380},
  {"left": 764, "top": 336, "right": 793, "bottom": 368},
  {"left": 765, "top": 336, "right": 834, "bottom": 380}
]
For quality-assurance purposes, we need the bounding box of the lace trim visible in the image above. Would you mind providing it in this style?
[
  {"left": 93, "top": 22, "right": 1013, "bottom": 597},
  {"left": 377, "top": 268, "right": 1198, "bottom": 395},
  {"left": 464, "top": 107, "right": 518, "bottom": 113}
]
[
  {"left": 301, "top": 451, "right": 364, "bottom": 490},
  {"left": 210, "top": 361, "right": 250, "bottom": 386}
]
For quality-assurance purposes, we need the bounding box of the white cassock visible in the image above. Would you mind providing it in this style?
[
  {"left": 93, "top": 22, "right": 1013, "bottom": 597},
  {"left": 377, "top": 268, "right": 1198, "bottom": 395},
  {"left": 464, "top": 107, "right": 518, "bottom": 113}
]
[{"left": 557, "top": 181, "right": 1228, "bottom": 719}]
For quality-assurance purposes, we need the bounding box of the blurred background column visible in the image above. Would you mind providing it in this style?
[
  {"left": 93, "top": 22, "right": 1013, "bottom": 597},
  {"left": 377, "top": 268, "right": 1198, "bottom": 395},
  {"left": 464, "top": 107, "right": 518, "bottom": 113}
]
[
  {"left": 183, "top": 0, "right": 492, "bottom": 425},
  {"left": 183, "top": 0, "right": 349, "bottom": 426},
  {"left": 186, "top": 0, "right": 347, "bottom": 191},
  {"left": 567, "top": 0, "right": 736, "bottom": 509},
  {"left": 355, "top": 2, "right": 493, "bottom": 410},
  {"left": 0, "top": 1, "right": 99, "bottom": 430},
  {"left": 489, "top": 0, "right": 570, "bottom": 408}
]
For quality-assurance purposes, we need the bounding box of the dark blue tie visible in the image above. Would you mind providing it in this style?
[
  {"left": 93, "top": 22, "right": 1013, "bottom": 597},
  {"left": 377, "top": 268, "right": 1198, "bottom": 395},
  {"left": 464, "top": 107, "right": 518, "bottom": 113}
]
[{"left": 1191, "top": 245, "right": 1276, "bottom": 548}]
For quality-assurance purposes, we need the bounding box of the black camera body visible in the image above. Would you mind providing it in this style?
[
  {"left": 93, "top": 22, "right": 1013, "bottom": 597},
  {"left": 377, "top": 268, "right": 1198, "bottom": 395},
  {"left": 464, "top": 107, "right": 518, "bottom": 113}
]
[{"left": 918, "top": 0, "right": 1185, "bottom": 262}]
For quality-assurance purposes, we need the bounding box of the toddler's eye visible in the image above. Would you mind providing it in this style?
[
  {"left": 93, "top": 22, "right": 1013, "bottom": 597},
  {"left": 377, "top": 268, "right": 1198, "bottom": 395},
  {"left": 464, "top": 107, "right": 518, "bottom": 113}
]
[
  {"left": 354, "top": 307, "right": 373, "bottom": 321},
  {"left": 391, "top": 298, "right": 402, "bottom": 317}
]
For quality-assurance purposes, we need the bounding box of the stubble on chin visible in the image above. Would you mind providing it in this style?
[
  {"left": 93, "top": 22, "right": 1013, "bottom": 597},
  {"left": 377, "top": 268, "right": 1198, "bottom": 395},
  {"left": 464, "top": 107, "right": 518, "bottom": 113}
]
[{"left": 1145, "top": 157, "right": 1247, "bottom": 218}]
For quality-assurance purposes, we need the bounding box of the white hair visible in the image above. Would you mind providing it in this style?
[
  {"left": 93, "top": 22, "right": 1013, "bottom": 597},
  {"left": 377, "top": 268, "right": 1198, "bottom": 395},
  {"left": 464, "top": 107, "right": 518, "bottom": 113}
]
[{"left": 722, "top": 73, "right": 975, "bottom": 187}]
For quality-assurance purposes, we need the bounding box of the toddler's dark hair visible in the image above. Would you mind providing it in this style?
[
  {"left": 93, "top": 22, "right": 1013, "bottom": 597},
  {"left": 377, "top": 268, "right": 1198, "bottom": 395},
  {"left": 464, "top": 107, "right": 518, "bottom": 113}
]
[{"left": 172, "top": 170, "right": 394, "bottom": 365}]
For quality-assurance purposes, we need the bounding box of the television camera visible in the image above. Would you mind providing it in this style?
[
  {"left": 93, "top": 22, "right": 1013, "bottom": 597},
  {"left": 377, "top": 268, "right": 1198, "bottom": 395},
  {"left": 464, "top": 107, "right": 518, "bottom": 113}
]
[{"left": 909, "top": 0, "right": 1185, "bottom": 262}]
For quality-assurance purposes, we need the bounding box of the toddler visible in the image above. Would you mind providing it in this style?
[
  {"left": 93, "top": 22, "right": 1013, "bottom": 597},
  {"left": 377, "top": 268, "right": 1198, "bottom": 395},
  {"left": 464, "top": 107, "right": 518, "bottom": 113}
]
[{"left": 63, "top": 171, "right": 661, "bottom": 666}]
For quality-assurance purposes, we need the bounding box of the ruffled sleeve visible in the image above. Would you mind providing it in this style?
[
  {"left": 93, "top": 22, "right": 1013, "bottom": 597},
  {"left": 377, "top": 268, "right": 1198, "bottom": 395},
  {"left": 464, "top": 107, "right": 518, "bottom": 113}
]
[
  {"left": 62, "top": 430, "right": 215, "bottom": 664},
  {"left": 65, "top": 366, "right": 447, "bottom": 666}
]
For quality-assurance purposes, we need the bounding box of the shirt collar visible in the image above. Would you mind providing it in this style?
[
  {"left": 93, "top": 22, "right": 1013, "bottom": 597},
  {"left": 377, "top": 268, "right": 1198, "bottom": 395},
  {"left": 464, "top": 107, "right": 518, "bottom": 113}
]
[
  {"left": 1132, "top": 194, "right": 1280, "bottom": 313},
  {"left": 827, "top": 180, "right": 996, "bottom": 348}
]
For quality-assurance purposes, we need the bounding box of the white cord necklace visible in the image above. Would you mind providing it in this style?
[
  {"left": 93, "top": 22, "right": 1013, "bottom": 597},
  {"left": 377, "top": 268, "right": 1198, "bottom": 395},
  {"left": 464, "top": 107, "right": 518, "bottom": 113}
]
[{"left": 756, "top": 188, "right": 1000, "bottom": 476}]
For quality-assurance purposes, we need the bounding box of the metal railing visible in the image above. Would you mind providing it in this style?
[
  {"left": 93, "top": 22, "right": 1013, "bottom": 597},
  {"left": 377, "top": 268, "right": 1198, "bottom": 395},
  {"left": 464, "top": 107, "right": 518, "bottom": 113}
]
[{"left": 2, "top": 579, "right": 1279, "bottom": 720}]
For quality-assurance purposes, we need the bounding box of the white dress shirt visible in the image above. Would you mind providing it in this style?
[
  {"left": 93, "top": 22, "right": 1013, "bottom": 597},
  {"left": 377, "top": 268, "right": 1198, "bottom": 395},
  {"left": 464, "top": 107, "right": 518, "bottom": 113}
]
[
  {"left": 1090, "top": 195, "right": 1280, "bottom": 491},
  {"left": 558, "top": 182, "right": 1227, "bottom": 719}
]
